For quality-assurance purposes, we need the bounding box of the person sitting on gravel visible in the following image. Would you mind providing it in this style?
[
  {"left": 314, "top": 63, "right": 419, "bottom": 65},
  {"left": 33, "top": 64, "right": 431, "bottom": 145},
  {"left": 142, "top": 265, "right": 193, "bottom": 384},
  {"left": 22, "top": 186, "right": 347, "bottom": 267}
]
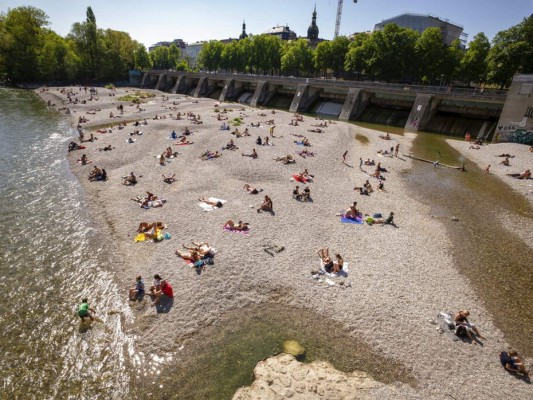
[
  {"left": 292, "top": 186, "right": 302, "bottom": 201},
  {"left": 224, "top": 220, "right": 250, "bottom": 231},
  {"left": 273, "top": 155, "right": 295, "bottom": 164},
  {"left": 257, "top": 195, "right": 273, "bottom": 213},
  {"left": 500, "top": 350, "right": 530, "bottom": 377},
  {"left": 162, "top": 173, "right": 176, "bottom": 184},
  {"left": 499, "top": 157, "right": 510, "bottom": 166},
  {"left": 454, "top": 310, "right": 486, "bottom": 343},
  {"left": 122, "top": 172, "right": 138, "bottom": 186},
  {"left": 243, "top": 184, "right": 262, "bottom": 194},
  {"left": 222, "top": 139, "right": 238, "bottom": 151},
  {"left": 301, "top": 186, "right": 311, "bottom": 202},
  {"left": 333, "top": 253, "right": 344, "bottom": 273},
  {"left": 129, "top": 276, "right": 145, "bottom": 301},
  {"left": 88, "top": 166, "right": 103, "bottom": 181},
  {"left": 364, "top": 159, "right": 375, "bottom": 166},
  {"left": 342, "top": 202, "right": 359, "bottom": 220},
  {"left": 317, "top": 248, "right": 334, "bottom": 273},
  {"left": 242, "top": 149, "right": 258, "bottom": 159}
]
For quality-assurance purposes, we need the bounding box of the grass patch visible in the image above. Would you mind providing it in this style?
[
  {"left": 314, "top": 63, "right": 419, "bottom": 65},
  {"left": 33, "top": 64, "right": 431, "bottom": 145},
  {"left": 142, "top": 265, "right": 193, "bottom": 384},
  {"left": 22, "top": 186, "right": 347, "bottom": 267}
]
[
  {"left": 117, "top": 91, "right": 155, "bottom": 104},
  {"left": 231, "top": 117, "right": 243, "bottom": 126},
  {"left": 355, "top": 133, "right": 369, "bottom": 145}
]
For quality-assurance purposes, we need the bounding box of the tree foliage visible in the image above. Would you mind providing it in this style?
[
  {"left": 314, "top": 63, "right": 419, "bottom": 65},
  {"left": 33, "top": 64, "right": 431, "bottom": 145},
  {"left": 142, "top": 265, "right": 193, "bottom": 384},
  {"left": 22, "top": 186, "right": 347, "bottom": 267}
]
[{"left": 0, "top": 4, "right": 531, "bottom": 89}]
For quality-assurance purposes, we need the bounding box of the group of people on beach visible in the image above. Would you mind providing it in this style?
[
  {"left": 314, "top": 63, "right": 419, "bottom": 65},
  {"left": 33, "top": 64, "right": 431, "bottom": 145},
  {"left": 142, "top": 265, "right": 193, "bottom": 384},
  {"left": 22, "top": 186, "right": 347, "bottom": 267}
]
[{"left": 64, "top": 87, "right": 530, "bottom": 384}]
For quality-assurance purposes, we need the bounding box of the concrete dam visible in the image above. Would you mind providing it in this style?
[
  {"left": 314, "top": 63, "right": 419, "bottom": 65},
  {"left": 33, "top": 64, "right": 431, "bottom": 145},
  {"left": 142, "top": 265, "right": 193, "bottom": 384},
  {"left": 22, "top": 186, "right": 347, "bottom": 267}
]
[{"left": 140, "top": 71, "right": 510, "bottom": 139}]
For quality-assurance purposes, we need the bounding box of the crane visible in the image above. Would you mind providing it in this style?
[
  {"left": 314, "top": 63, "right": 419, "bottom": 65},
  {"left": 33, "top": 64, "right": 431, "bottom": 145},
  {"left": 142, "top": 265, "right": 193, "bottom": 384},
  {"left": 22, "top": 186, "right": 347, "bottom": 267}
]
[{"left": 334, "top": 0, "right": 358, "bottom": 39}]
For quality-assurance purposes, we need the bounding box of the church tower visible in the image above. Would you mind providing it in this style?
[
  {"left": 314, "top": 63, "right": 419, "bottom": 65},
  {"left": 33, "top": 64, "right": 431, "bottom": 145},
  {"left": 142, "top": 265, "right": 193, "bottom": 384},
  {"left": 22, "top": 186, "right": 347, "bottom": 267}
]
[
  {"left": 239, "top": 20, "right": 248, "bottom": 40},
  {"left": 307, "top": 5, "right": 319, "bottom": 45}
]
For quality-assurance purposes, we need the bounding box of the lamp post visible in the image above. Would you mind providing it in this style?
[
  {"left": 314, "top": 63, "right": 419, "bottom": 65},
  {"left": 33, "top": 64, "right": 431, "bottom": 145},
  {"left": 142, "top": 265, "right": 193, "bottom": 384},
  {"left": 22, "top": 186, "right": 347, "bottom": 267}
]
[{"left": 439, "top": 74, "right": 445, "bottom": 91}]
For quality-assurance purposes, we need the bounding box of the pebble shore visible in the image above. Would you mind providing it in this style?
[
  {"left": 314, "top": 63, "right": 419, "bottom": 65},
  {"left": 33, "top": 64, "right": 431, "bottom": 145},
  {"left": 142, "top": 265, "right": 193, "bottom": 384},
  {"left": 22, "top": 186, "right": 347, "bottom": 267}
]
[{"left": 37, "top": 86, "right": 532, "bottom": 399}]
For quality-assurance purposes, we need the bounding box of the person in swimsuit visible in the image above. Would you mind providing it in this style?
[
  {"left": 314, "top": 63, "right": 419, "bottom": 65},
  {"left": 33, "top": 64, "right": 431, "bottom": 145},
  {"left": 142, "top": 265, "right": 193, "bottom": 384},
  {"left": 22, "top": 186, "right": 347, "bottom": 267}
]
[
  {"left": 198, "top": 197, "right": 223, "bottom": 208},
  {"left": 500, "top": 349, "right": 529, "bottom": 377},
  {"left": 257, "top": 195, "right": 273, "bottom": 213},
  {"left": 243, "top": 184, "right": 262, "bottom": 194},
  {"left": 224, "top": 220, "right": 249, "bottom": 231},
  {"left": 333, "top": 254, "right": 344, "bottom": 273},
  {"left": 454, "top": 310, "right": 486, "bottom": 343},
  {"left": 317, "top": 248, "right": 334, "bottom": 273}
]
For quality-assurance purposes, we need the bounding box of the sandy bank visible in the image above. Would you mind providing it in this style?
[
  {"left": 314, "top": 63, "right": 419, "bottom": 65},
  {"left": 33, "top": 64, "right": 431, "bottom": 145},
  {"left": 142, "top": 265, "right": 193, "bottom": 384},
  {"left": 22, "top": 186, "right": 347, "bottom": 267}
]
[{"left": 37, "top": 86, "right": 532, "bottom": 399}]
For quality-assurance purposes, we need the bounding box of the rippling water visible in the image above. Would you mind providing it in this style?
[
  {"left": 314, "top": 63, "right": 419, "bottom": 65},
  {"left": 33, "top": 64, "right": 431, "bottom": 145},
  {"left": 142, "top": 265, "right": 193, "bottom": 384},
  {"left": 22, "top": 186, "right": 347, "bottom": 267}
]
[{"left": 0, "top": 88, "right": 135, "bottom": 399}]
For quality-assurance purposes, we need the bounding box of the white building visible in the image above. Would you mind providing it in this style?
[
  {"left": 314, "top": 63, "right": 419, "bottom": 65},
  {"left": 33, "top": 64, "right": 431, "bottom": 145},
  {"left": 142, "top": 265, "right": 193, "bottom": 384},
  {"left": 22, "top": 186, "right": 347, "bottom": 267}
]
[{"left": 183, "top": 41, "right": 204, "bottom": 68}]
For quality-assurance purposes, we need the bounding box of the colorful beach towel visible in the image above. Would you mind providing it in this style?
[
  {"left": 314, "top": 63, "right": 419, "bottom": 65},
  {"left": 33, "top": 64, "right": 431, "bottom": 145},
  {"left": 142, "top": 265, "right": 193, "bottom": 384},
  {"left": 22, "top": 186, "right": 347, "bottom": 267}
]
[
  {"left": 292, "top": 174, "right": 310, "bottom": 183},
  {"left": 340, "top": 215, "right": 363, "bottom": 224}
]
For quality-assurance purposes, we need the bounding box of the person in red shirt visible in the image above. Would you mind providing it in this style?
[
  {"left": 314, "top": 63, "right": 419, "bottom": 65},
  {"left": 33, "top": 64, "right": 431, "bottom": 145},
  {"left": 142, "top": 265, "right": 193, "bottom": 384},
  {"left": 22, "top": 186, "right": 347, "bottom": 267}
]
[{"left": 160, "top": 280, "right": 174, "bottom": 298}]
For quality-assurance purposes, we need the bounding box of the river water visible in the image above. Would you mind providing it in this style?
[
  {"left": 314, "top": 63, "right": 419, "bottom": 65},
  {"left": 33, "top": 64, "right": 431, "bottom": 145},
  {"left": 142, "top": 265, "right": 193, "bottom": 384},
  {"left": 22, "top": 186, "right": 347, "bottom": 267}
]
[{"left": 0, "top": 88, "right": 135, "bottom": 399}]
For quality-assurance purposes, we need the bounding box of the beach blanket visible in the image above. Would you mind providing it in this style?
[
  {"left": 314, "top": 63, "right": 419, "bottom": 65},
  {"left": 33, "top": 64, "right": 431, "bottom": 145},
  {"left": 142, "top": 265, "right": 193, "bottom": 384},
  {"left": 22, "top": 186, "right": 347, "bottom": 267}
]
[
  {"left": 295, "top": 141, "right": 308, "bottom": 146},
  {"left": 198, "top": 198, "right": 226, "bottom": 212},
  {"left": 292, "top": 174, "right": 310, "bottom": 183},
  {"left": 340, "top": 215, "right": 363, "bottom": 224},
  {"left": 223, "top": 226, "right": 250, "bottom": 234}
]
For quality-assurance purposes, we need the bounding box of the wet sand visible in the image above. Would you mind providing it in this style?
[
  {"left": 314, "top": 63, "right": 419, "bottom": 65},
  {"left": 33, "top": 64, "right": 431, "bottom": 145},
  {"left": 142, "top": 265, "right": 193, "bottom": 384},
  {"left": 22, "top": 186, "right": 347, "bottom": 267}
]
[{"left": 37, "top": 86, "right": 532, "bottom": 399}]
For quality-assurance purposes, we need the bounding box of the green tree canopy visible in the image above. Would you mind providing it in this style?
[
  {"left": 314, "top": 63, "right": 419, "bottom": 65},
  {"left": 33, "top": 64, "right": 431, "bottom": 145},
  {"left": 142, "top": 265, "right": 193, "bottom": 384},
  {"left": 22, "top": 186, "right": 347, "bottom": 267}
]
[
  {"left": 2, "top": 6, "right": 49, "bottom": 82},
  {"left": 487, "top": 16, "right": 533, "bottom": 88},
  {"left": 134, "top": 44, "right": 152, "bottom": 70},
  {"left": 460, "top": 32, "right": 490, "bottom": 85},
  {"left": 280, "top": 39, "right": 314, "bottom": 76},
  {"left": 197, "top": 40, "right": 224, "bottom": 72},
  {"left": 415, "top": 27, "right": 448, "bottom": 83}
]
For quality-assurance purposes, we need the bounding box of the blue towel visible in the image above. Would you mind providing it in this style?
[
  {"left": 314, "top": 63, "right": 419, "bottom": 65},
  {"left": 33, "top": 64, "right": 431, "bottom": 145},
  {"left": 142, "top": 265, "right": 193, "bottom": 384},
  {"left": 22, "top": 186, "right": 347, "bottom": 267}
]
[{"left": 341, "top": 216, "right": 363, "bottom": 224}]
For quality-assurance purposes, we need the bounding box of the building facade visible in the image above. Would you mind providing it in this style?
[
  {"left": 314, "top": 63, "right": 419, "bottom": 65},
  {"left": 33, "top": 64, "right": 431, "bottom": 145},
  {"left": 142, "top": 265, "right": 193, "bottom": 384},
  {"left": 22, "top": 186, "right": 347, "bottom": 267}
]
[
  {"left": 183, "top": 41, "right": 204, "bottom": 68},
  {"left": 373, "top": 13, "right": 466, "bottom": 46}
]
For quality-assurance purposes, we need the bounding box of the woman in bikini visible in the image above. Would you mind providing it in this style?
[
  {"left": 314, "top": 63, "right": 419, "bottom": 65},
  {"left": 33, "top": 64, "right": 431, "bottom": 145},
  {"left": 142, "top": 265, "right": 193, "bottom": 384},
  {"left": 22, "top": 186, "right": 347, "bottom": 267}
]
[
  {"left": 224, "top": 220, "right": 249, "bottom": 231},
  {"left": 317, "top": 248, "right": 334, "bottom": 273}
]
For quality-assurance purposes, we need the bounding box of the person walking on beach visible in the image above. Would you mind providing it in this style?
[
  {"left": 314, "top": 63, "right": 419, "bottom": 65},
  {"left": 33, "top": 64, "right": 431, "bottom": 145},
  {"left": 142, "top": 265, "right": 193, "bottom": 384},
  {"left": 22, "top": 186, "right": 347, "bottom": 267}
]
[
  {"left": 77, "top": 298, "right": 95, "bottom": 323},
  {"left": 342, "top": 151, "right": 348, "bottom": 164},
  {"left": 485, "top": 164, "right": 491, "bottom": 173},
  {"left": 359, "top": 157, "right": 363, "bottom": 169},
  {"left": 395, "top": 144, "right": 399, "bottom": 157}
]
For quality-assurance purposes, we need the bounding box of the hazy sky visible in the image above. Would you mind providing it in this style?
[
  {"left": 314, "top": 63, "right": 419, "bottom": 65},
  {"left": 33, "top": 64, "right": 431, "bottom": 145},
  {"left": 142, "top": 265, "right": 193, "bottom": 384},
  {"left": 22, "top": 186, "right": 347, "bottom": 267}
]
[{"left": 1, "top": 0, "right": 532, "bottom": 48}]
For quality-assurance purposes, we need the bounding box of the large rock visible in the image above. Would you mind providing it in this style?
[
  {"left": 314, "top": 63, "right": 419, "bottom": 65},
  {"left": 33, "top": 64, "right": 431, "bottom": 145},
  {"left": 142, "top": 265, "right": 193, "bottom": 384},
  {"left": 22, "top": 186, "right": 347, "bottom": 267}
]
[{"left": 233, "top": 353, "right": 388, "bottom": 400}]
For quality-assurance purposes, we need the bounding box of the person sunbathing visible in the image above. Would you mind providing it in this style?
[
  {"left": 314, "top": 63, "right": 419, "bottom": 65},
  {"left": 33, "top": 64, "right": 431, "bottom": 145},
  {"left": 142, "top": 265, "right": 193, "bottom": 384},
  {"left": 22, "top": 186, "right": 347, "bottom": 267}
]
[
  {"left": 263, "top": 136, "right": 270, "bottom": 146},
  {"left": 301, "top": 168, "right": 313, "bottom": 178},
  {"left": 224, "top": 220, "right": 249, "bottom": 231},
  {"left": 200, "top": 150, "right": 220, "bottom": 160},
  {"left": 379, "top": 133, "right": 391, "bottom": 140},
  {"left": 307, "top": 128, "right": 323, "bottom": 133},
  {"left": 98, "top": 145, "right": 114, "bottom": 151},
  {"left": 176, "top": 137, "right": 193, "bottom": 145},
  {"left": 123, "top": 172, "right": 138, "bottom": 186},
  {"left": 454, "top": 310, "right": 486, "bottom": 343},
  {"left": 198, "top": 197, "right": 223, "bottom": 209},
  {"left": 496, "top": 153, "right": 514, "bottom": 158},
  {"left": 297, "top": 149, "right": 315, "bottom": 158},
  {"left": 137, "top": 222, "right": 164, "bottom": 233},
  {"left": 364, "top": 159, "right": 375, "bottom": 166},
  {"left": 374, "top": 212, "right": 395, "bottom": 226},
  {"left": 175, "top": 248, "right": 201, "bottom": 262},
  {"left": 242, "top": 149, "right": 258, "bottom": 159},
  {"left": 273, "top": 155, "right": 295, "bottom": 164},
  {"left": 162, "top": 174, "right": 176, "bottom": 184},
  {"left": 317, "top": 248, "right": 334, "bottom": 273},
  {"left": 243, "top": 184, "right": 262, "bottom": 194},
  {"left": 500, "top": 350, "right": 530, "bottom": 377},
  {"left": 257, "top": 195, "right": 273, "bottom": 213},
  {"left": 159, "top": 154, "right": 166, "bottom": 166},
  {"left": 181, "top": 241, "right": 213, "bottom": 258},
  {"left": 507, "top": 169, "right": 531, "bottom": 179}
]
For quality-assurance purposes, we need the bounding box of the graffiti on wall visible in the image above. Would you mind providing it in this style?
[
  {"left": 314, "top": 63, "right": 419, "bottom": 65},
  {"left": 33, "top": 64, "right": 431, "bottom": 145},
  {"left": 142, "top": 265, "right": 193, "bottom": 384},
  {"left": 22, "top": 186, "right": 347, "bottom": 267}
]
[{"left": 495, "top": 127, "right": 533, "bottom": 144}]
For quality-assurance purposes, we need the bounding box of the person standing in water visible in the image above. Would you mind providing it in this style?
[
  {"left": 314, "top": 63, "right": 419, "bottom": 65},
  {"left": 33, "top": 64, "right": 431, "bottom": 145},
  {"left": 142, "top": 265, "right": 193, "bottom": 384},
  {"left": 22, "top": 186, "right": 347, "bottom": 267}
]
[{"left": 77, "top": 298, "right": 95, "bottom": 323}]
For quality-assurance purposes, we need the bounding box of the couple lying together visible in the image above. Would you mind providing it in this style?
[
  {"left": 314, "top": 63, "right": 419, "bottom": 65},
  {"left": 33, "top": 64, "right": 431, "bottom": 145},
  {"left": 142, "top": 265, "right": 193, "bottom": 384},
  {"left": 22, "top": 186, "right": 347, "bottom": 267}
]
[{"left": 176, "top": 242, "right": 215, "bottom": 268}]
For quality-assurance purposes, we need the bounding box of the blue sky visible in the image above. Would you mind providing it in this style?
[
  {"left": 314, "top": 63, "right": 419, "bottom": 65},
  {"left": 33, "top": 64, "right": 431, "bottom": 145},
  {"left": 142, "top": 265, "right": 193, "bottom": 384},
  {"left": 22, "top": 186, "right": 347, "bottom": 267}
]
[{"left": 1, "top": 0, "right": 531, "bottom": 47}]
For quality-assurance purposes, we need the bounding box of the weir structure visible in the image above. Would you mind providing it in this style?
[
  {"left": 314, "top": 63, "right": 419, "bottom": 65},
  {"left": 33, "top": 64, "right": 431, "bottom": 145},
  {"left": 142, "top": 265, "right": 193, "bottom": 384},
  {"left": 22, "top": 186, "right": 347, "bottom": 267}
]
[{"left": 138, "top": 71, "right": 532, "bottom": 142}]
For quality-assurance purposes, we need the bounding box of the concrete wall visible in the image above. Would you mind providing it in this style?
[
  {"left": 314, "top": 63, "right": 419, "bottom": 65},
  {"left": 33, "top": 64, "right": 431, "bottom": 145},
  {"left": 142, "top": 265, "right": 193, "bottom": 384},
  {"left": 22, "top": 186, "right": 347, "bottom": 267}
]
[{"left": 494, "top": 74, "right": 533, "bottom": 144}]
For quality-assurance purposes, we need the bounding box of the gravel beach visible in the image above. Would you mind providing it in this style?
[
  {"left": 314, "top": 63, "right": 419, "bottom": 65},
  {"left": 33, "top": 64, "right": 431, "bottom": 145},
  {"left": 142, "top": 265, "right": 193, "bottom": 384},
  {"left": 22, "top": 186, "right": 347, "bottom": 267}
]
[{"left": 37, "top": 86, "right": 532, "bottom": 399}]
